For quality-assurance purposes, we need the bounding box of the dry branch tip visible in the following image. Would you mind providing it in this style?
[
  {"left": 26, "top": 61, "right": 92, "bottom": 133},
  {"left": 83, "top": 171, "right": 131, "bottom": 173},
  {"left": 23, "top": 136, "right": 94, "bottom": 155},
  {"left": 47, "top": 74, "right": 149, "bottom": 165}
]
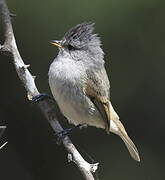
[
  {"left": 27, "top": 93, "right": 33, "bottom": 101},
  {"left": 20, "top": 64, "right": 30, "bottom": 71},
  {"left": 33, "top": 75, "right": 36, "bottom": 80},
  {"left": 10, "top": 12, "right": 16, "bottom": 17},
  {"left": 0, "top": 141, "right": 8, "bottom": 149}
]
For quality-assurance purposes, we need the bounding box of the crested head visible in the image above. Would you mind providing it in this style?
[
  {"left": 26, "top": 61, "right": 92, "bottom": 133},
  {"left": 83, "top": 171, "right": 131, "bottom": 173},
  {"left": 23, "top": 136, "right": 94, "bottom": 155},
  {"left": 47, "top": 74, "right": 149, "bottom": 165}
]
[
  {"left": 53, "top": 22, "right": 104, "bottom": 64},
  {"left": 61, "top": 22, "right": 102, "bottom": 49}
]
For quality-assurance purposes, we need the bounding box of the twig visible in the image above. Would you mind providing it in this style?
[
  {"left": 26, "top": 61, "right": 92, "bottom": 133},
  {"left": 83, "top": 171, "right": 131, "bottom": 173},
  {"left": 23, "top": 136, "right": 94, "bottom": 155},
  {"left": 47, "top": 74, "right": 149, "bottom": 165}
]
[
  {"left": 0, "top": 126, "right": 8, "bottom": 149},
  {"left": 0, "top": 141, "right": 8, "bottom": 149},
  {"left": 0, "top": 0, "right": 99, "bottom": 179},
  {"left": 0, "top": 126, "right": 6, "bottom": 138}
]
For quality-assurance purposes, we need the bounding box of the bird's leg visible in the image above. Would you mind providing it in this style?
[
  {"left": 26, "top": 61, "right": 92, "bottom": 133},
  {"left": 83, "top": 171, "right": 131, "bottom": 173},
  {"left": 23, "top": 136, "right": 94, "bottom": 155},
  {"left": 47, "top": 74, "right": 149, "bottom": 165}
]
[
  {"left": 32, "top": 93, "right": 54, "bottom": 103},
  {"left": 55, "top": 124, "right": 87, "bottom": 144}
]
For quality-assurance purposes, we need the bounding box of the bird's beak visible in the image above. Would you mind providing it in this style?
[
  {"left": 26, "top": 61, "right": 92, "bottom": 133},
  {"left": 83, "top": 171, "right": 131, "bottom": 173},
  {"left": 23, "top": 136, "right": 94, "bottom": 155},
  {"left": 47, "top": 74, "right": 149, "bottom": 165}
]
[{"left": 50, "top": 40, "right": 63, "bottom": 48}]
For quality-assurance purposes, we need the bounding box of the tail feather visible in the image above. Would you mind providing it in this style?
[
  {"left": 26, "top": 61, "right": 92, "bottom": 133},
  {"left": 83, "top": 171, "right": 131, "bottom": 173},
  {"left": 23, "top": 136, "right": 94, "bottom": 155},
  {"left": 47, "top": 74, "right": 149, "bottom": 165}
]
[
  {"left": 119, "top": 130, "right": 140, "bottom": 162},
  {"left": 109, "top": 102, "right": 140, "bottom": 162}
]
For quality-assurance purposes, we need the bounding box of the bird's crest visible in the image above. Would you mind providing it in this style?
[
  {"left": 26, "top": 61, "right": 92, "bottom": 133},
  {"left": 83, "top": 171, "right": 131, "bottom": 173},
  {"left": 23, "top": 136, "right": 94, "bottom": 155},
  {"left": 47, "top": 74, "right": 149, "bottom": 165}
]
[{"left": 62, "top": 22, "right": 101, "bottom": 48}]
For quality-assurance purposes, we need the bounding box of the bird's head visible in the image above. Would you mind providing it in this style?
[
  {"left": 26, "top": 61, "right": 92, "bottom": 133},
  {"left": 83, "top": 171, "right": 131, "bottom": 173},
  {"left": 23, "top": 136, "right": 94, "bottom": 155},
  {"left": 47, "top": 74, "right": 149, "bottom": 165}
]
[{"left": 51, "top": 22, "right": 104, "bottom": 62}]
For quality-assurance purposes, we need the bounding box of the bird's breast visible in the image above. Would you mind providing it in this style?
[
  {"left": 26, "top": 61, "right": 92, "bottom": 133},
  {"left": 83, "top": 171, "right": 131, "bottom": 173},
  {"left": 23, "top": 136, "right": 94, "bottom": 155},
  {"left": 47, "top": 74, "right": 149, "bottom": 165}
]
[
  {"left": 48, "top": 58, "right": 104, "bottom": 127},
  {"left": 48, "top": 58, "right": 86, "bottom": 95},
  {"left": 48, "top": 58, "right": 87, "bottom": 122}
]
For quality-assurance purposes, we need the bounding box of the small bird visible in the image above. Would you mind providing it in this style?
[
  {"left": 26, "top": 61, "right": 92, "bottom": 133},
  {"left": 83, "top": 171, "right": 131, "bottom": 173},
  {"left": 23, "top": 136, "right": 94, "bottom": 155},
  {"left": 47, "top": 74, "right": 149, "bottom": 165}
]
[{"left": 48, "top": 22, "right": 140, "bottom": 162}]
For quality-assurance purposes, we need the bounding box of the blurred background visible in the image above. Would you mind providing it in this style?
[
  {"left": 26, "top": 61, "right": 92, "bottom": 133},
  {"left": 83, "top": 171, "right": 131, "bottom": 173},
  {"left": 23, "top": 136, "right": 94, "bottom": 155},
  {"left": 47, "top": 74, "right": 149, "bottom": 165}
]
[{"left": 0, "top": 0, "right": 165, "bottom": 179}]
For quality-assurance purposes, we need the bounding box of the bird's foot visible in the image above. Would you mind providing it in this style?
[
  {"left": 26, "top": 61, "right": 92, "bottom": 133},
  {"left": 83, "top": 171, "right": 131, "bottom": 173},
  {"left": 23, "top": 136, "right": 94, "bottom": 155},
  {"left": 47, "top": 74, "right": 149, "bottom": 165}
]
[
  {"left": 55, "top": 124, "right": 87, "bottom": 144},
  {"left": 32, "top": 93, "right": 54, "bottom": 103}
]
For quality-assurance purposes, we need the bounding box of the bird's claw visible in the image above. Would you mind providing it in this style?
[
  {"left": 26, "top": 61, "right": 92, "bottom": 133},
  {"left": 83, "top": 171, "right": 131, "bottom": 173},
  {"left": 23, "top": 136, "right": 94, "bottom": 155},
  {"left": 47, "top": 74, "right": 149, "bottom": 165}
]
[
  {"left": 55, "top": 124, "right": 87, "bottom": 145},
  {"left": 32, "top": 93, "right": 54, "bottom": 103},
  {"left": 55, "top": 128, "right": 73, "bottom": 145}
]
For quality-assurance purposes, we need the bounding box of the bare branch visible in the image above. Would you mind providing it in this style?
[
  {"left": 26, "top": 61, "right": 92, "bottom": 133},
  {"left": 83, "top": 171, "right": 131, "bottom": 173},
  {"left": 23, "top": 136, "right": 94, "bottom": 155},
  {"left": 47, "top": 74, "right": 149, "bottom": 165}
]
[
  {"left": 0, "top": 126, "right": 7, "bottom": 150},
  {"left": 0, "top": 0, "right": 98, "bottom": 179},
  {"left": 0, "top": 141, "right": 8, "bottom": 149},
  {"left": 0, "top": 126, "right": 6, "bottom": 138}
]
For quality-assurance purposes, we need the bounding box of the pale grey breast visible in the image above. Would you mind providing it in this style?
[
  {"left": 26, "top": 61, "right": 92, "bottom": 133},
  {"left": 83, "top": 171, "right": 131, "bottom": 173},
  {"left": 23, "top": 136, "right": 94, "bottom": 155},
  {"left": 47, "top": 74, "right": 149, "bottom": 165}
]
[{"left": 48, "top": 57, "right": 104, "bottom": 128}]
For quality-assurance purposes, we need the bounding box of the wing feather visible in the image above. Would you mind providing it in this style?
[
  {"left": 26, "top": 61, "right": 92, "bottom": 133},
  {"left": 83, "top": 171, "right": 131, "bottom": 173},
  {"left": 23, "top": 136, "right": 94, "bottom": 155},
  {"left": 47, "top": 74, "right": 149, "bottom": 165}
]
[{"left": 85, "top": 68, "right": 111, "bottom": 133}]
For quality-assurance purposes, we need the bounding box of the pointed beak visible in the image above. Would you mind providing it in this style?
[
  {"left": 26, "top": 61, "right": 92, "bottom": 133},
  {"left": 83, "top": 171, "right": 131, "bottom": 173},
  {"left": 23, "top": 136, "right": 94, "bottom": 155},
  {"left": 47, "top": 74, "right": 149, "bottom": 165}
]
[{"left": 50, "top": 40, "right": 63, "bottom": 48}]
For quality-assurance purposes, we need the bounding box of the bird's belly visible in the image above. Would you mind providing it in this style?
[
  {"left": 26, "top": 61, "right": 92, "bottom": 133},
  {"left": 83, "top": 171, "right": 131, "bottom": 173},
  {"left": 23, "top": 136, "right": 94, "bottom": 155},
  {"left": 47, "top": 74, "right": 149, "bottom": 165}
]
[
  {"left": 48, "top": 59, "right": 105, "bottom": 129},
  {"left": 49, "top": 76, "right": 105, "bottom": 129}
]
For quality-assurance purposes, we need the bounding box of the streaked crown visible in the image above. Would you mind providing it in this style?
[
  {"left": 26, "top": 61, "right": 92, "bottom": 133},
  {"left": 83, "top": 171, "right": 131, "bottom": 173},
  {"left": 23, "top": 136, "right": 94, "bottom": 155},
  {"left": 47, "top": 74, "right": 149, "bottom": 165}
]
[{"left": 62, "top": 22, "right": 101, "bottom": 49}]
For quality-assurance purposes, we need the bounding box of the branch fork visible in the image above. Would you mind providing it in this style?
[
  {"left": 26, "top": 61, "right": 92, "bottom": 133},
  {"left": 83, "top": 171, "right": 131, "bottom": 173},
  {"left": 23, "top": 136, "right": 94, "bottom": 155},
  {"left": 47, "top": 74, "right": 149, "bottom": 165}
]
[{"left": 68, "top": 153, "right": 99, "bottom": 173}]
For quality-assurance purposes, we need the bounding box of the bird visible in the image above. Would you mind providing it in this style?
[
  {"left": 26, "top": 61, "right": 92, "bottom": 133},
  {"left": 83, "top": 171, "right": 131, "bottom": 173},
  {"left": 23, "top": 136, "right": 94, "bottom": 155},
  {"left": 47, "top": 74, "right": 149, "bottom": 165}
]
[{"left": 48, "top": 22, "right": 140, "bottom": 162}]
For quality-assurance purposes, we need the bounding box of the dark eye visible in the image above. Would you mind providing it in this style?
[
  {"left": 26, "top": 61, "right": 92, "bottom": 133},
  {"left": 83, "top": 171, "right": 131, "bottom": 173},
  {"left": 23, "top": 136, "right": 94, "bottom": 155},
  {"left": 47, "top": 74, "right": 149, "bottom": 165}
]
[{"left": 68, "top": 44, "right": 75, "bottom": 51}]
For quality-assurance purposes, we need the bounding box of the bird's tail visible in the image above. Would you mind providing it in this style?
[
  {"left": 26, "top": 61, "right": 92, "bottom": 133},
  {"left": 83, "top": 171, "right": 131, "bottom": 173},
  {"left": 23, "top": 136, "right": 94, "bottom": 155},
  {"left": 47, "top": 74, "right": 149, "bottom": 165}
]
[
  {"left": 119, "top": 128, "right": 140, "bottom": 162},
  {"left": 109, "top": 102, "right": 140, "bottom": 162}
]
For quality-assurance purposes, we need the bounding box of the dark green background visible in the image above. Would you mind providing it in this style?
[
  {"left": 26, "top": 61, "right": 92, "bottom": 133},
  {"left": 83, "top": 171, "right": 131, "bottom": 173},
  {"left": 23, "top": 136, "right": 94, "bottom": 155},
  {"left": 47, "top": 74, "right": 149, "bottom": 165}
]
[{"left": 0, "top": 0, "right": 165, "bottom": 179}]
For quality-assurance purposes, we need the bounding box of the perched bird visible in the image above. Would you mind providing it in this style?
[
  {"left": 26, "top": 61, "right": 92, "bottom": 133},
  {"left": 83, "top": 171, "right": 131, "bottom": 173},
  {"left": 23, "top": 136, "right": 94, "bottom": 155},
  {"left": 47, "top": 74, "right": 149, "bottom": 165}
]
[{"left": 48, "top": 22, "right": 140, "bottom": 162}]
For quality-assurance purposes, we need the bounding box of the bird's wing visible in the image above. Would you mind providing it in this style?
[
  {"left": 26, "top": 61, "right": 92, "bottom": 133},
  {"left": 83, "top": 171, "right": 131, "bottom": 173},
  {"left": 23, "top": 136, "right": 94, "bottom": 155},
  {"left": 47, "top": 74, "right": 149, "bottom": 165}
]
[
  {"left": 84, "top": 68, "right": 140, "bottom": 161},
  {"left": 84, "top": 68, "right": 111, "bottom": 133}
]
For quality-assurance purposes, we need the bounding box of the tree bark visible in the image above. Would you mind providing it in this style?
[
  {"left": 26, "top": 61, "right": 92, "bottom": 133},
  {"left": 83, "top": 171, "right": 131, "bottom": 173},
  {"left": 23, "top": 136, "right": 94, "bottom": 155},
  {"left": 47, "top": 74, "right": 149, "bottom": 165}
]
[{"left": 0, "top": 0, "right": 99, "bottom": 179}]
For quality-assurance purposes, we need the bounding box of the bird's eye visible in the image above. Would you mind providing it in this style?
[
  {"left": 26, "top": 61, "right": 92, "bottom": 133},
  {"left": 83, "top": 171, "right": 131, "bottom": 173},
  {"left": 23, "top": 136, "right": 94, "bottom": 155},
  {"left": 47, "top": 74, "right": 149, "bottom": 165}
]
[{"left": 68, "top": 44, "right": 75, "bottom": 51}]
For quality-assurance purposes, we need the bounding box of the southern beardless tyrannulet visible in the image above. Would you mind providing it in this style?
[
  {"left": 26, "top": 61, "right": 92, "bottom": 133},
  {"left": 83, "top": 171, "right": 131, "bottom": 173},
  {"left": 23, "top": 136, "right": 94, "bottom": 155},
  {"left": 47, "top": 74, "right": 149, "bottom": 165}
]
[{"left": 48, "top": 22, "right": 140, "bottom": 162}]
